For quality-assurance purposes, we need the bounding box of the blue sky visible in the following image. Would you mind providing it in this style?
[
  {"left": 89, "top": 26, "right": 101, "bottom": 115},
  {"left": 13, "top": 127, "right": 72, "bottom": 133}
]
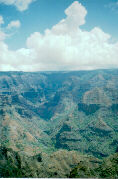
[
  {"left": 0, "top": 0, "right": 118, "bottom": 71},
  {"left": 0, "top": 0, "right": 118, "bottom": 49}
]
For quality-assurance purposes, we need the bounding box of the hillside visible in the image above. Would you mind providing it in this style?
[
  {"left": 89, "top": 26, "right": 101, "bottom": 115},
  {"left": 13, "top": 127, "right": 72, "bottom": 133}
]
[
  {"left": 0, "top": 69, "right": 118, "bottom": 177},
  {"left": 0, "top": 70, "right": 118, "bottom": 156},
  {"left": 69, "top": 152, "right": 118, "bottom": 178}
]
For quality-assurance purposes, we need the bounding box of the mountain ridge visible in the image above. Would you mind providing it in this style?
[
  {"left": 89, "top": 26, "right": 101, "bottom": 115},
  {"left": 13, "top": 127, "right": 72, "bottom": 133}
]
[{"left": 0, "top": 69, "right": 118, "bottom": 158}]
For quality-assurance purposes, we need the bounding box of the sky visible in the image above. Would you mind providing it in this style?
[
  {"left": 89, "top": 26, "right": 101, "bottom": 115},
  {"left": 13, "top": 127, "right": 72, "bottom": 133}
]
[{"left": 0, "top": 0, "right": 118, "bottom": 71}]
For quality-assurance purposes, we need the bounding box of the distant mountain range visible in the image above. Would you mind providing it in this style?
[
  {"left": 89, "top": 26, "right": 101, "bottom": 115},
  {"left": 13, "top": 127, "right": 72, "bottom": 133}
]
[{"left": 0, "top": 69, "right": 118, "bottom": 177}]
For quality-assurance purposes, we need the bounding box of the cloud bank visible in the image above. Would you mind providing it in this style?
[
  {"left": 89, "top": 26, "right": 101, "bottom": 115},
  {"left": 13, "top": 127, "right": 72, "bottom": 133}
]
[
  {"left": 0, "top": 1, "right": 118, "bottom": 71},
  {"left": 0, "top": 0, "right": 34, "bottom": 11}
]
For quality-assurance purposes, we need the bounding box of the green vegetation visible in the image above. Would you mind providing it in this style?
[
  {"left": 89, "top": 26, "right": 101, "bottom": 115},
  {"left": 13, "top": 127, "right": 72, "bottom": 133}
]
[
  {"left": 78, "top": 103, "right": 100, "bottom": 115},
  {"left": 0, "top": 146, "right": 118, "bottom": 178},
  {"left": 0, "top": 69, "right": 118, "bottom": 177},
  {"left": 69, "top": 152, "right": 118, "bottom": 178}
]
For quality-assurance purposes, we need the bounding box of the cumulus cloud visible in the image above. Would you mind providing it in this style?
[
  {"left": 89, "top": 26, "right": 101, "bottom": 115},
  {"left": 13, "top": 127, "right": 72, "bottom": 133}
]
[
  {"left": 0, "top": 0, "right": 34, "bottom": 11},
  {"left": 51, "top": 1, "right": 87, "bottom": 35},
  {"left": 0, "top": 41, "right": 36, "bottom": 71},
  {"left": 7, "top": 20, "right": 21, "bottom": 29},
  {"left": 0, "top": 1, "right": 118, "bottom": 71}
]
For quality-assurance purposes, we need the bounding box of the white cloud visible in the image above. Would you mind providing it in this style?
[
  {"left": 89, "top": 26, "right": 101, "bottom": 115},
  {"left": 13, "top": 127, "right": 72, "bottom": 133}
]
[
  {"left": 0, "top": 0, "right": 34, "bottom": 11},
  {"left": 7, "top": 20, "right": 21, "bottom": 29},
  {"left": 0, "top": 1, "right": 118, "bottom": 71},
  {"left": 51, "top": 1, "right": 87, "bottom": 35},
  {"left": 0, "top": 15, "right": 4, "bottom": 25},
  {"left": 0, "top": 41, "right": 36, "bottom": 71}
]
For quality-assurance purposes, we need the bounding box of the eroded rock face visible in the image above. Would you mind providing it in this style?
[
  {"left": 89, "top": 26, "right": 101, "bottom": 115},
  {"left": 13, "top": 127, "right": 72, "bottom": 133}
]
[{"left": 0, "top": 70, "right": 118, "bottom": 158}]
